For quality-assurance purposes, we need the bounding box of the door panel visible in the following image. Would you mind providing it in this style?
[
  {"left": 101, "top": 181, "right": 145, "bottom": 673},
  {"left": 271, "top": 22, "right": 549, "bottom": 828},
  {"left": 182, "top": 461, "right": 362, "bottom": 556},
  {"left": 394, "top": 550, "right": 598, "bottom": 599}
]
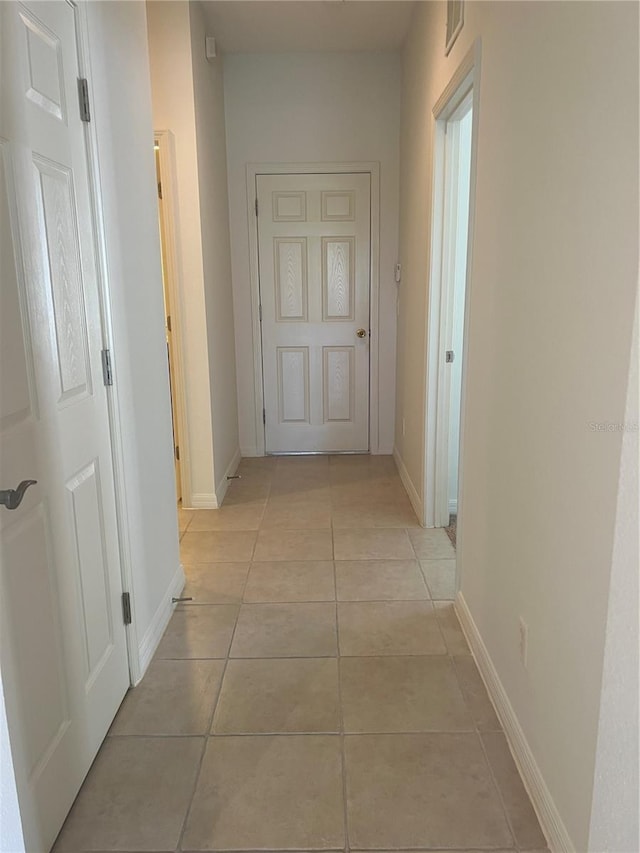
[
  {"left": 35, "top": 155, "right": 92, "bottom": 403},
  {"left": 3, "top": 504, "right": 68, "bottom": 778},
  {"left": 258, "top": 173, "right": 371, "bottom": 453},
  {"left": 0, "top": 3, "right": 129, "bottom": 849}
]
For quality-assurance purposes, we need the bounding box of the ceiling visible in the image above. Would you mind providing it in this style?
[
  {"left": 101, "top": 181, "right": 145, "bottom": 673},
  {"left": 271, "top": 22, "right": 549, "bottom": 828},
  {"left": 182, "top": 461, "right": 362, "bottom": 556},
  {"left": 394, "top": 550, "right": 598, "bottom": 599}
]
[{"left": 200, "top": 1, "right": 416, "bottom": 53}]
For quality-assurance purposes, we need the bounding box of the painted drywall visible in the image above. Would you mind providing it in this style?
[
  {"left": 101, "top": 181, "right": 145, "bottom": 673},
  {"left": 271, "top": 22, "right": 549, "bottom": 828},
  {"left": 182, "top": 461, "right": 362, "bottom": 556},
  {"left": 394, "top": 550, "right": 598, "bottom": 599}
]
[
  {"left": 146, "top": 0, "right": 216, "bottom": 506},
  {"left": 85, "top": 0, "right": 182, "bottom": 665},
  {"left": 0, "top": 675, "right": 24, "bottom": 853},
  {"left": 447, "top": 107, "right": 472, "bottom": 511},
  {"left": 588, "top": 303, "right": 639, "bottom": 852},
  {"left": 189, "top": 2, "right": 240, "bottom": 496},
  {"left": 223, "top": 52, "right": 401, "bottom": 455},
  {"left": 397, "top": 2, "right": 638, "bottom": 848}
]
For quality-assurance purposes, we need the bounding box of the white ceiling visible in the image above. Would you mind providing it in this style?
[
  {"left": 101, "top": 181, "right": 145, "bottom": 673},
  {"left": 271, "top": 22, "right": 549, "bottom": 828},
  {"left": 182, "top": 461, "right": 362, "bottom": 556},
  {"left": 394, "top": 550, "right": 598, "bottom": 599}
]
[{"left": 200, "top": 1, "right": 416, "bottom": 53}]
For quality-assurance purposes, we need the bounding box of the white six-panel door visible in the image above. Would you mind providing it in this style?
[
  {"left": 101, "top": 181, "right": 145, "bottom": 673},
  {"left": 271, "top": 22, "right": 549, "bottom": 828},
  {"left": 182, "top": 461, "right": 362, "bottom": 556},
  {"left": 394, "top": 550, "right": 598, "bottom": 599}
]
[
  {"left": 257, "top": 173, "right": 371, "bottom": 453},
  {"left": 0, "top": 2, "right": 129, "bottom": 849}
]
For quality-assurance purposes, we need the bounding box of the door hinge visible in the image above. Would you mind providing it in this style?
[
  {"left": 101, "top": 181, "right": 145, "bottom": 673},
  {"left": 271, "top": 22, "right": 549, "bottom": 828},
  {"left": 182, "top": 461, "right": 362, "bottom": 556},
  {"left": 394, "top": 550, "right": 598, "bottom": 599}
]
[
  {"left": 78, "top": 78, "right": 91, "bottom": 123},
  {"left": 101, "top": 349, "right": 113, "bottom": 386},
  {"left": 175, "top": 445, "right": 180, "bottom": 461},
  {"left": 262, "top": 408, "right": 266, "bottom": 425},
  {"left": 157, "top": 181, "right": 163, "bottom": 200},
  {"left": 255, "top": 198, "right": 259, "bottom": 216},
  {"left": 258, "top": 304, "right": 262, "bottom": 322},
  {"left": 445, "top": 350, "right": 455, "bottom": 363},
  {"left": 121, "top": 592, "right": 132, "bottom": 625},
  {"left": 167, "top": 315, "right": 172, "bottom": 332}
]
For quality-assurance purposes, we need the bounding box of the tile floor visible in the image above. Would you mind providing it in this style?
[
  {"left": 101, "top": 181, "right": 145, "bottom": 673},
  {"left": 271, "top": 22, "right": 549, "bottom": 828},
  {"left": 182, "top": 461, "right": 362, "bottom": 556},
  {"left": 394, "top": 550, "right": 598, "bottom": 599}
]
[{"left": 54, "top": 455, "right": 548, "bottom": 853}]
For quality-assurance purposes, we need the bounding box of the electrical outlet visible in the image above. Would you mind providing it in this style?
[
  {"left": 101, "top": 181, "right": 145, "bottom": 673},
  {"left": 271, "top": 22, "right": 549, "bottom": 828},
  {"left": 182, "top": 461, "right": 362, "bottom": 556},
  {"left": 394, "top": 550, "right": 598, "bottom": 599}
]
[
  {"left": 402, "top": 418, "right": 406, "bottom": 437},
  {"left": 519, "top": 617, "right": 529, "bottom": 669}
]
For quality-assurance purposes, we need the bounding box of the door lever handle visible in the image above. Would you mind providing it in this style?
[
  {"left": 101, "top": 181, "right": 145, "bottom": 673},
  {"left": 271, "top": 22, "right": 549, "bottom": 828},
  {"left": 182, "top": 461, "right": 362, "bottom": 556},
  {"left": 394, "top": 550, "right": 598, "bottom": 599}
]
[{"left": 0, "top": 480, "right": 37, "bottom": 510}]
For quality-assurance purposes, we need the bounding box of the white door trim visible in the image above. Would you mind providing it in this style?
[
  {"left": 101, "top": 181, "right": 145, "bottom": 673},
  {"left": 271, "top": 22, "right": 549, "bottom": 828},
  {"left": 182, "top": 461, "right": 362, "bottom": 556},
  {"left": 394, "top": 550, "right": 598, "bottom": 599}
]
[
  {"left": 246, "top": 161, "right": 381, "bottom": 456},
  {"left": 74, "top": 2, "right": 140, "bottom": 683},
  {"left": 154, "top": 130, "right": 191, "bottom": 506},
  {"left": 423, "top": 41, "right": 482, "bottom": 599}
]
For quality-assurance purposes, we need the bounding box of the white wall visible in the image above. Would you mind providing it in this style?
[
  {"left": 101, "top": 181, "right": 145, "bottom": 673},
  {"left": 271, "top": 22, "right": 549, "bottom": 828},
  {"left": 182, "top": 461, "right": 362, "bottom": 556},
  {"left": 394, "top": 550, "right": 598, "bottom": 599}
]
[
  {"left": 146, "top": 0, "right": 216, "bottom": 506},
  {"left": 397, "top": 2, "right": 638, "bottom": 849},
  {"left": 189, "top": 2, "right": 240, "bottom": 497},
  {"left": 85, "top": 0, "right": 183, "bottom": 674},
  {"left": 223, "top": 52, "right": 401, "bottom": 455},
  {"left": 589, "top": 304, "right": 639, "bottom": 853}
]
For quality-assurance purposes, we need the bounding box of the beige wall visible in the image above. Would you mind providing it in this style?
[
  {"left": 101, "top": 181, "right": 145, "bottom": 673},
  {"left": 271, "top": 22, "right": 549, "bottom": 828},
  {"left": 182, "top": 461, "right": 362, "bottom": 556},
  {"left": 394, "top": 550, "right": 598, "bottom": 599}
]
[
  {"left": 147, "top": 0, "right": 215, "bottom": 505},
  {"left": 397, "top": 2, "right": 638, "bottom": 848},
  {"left": 588, "top": 301, "right": 639, "bottom": 852},
  {"left": 189, "top": 2, "right": 240, "bottom": 494},
  {"left": 146, "top": 0, "right": 239, "bottom": 505},
  {"left": 223, "top": 52, "right": 401, "bottom": 455}
]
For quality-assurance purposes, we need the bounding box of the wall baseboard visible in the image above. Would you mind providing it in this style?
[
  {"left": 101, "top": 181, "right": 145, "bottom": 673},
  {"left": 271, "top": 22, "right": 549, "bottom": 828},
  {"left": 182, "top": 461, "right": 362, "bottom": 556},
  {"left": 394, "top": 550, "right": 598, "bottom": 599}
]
[
  {"left": 455, "top": 592, "right": 574, "bottom": 853},
  {"left": 393, "top": 446, "right": 424, "bottom": 525},
  {"left": 215, "top": 446, "right": 242, "bottom": 506},
  {"left": 240, "top": 446, "right": 260, "bottom": 458},
  {"left": 135, "top": 563, "right": 185, "bottom": 685},
  {"left": 190, "top": 492, "right": 218, "bottom": 509},
  {"left": 449, "top": 497, "right": 458, "bottom": 514},
  {"left": 372, "top": 444, "right": 394, "bottom": 455}
]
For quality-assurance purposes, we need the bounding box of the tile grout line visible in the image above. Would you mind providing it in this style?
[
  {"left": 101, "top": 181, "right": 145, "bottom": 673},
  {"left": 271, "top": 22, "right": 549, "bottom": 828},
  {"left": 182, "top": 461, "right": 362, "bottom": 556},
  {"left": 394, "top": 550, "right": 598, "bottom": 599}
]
[
  {"left": 105, "top": 726, "right": 491, "bottom": 739},
  {"left": 174, "top": 546, "right": 251, "bottom": 853},
  {"left": 333, "top": 557, "right": 351, "bottom": 853},
  {"left": 155, "top": 651, "right": 465, "bottom": 662},
  {"left": 475, "top": 726, "right": 520, "bottom": 851}
]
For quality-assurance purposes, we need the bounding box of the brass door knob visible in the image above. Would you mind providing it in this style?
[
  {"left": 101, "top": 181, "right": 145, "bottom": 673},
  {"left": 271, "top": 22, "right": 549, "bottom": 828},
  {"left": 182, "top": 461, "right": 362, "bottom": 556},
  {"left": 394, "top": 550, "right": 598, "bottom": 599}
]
[{"left": 356, "top": 328, "right": 367, "bottom": 338}]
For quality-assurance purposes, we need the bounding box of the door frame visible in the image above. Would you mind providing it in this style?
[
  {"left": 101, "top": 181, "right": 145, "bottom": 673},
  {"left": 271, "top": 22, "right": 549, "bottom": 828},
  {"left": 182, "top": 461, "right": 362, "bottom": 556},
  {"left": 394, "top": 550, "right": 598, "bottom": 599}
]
[
  {"left": 246, "top": 162, "right": 381, "bottom": 456},
  {"left": 423, "top": 42, "right": 481, "bottom": 586},
  {"left": 73, "top": 1, "right": 141, "bottom": 682},
  {"left": 154, "top": 130, "right": 191, "bottom": 506}
]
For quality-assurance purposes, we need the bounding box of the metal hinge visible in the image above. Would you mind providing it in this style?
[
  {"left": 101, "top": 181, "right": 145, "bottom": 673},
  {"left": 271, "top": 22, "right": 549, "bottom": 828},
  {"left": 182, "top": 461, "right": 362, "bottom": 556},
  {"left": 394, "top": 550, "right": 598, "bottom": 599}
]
[
  {"left": 255, "top": 198, "right": 259, "bottom": 216},
  {"left": 445, "top": 350, "right": 455, "bottom": 363},
  {"left": 167, "top": 315, "right": 172, "bottom": 332},
  {"left": 78, "top": 78, "right": 91, "bottom": 123},
  {"left": 263, "top": 408, "right": 266, "bottom": 425},
  {"left": 175, "top": 445, "right": 180, "bottom": 461},
  {"left": 258, "top": 304, "right": 262, "bottom": 322},
  {"left": 101, "top": 349, "right": 113, "bottom": 386},
  {"left": 158, "top": 181, "right": 163, "bottom": 199},
  {"left": 121, "top": 592, "right": 132, "bottom": 625}
]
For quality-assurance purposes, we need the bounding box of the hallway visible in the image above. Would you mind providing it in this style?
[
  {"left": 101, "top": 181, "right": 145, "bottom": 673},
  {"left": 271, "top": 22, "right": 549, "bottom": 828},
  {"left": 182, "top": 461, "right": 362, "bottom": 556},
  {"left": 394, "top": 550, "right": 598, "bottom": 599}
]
[{"left": 54, "top": 455, "right": 547, "bottom": 852}]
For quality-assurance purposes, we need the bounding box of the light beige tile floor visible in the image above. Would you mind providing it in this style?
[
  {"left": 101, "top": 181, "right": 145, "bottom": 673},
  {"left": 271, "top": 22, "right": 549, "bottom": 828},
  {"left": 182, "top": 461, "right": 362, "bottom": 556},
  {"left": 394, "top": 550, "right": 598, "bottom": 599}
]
[{"left": 55, "top": 455, "right": 548, "bottom": 853}]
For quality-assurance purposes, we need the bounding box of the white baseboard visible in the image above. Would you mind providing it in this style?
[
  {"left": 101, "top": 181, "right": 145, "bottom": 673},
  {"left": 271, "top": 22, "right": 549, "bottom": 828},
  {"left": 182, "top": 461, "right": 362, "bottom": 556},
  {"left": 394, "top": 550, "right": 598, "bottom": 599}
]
[
  {"left": 449, "top": 498, "right": 458, "bottom": 514},
  {"left": 134, "top": 563, "right": 185, "bottom": 685},
  {"left": 393, "top": 446, "right": 424, "bottom": 525},
  {"left": 215, "top": 446, "right": 241, "bottom": 506},
  {"left": 372, "top": 444, "right": 394, "bottom": 455},
  {"left": 240, "top": 446, "right": 260, "bottom": 457},
  {"left": 455, "top": 592, "right": 574, "bottom": 853},
  {"left": 190, "top": 492, "right": 218, "bottom": 509}
]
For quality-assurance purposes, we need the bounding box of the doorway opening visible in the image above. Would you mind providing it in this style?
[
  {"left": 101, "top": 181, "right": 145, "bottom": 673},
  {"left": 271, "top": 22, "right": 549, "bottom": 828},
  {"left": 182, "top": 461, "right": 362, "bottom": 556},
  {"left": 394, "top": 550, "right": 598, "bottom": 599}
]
[
  {"left": 424, "top": 47, "right": 480, "bottom": 590},
  {"left": 154, "top": 131, "right": 189, "bottom": 511}
]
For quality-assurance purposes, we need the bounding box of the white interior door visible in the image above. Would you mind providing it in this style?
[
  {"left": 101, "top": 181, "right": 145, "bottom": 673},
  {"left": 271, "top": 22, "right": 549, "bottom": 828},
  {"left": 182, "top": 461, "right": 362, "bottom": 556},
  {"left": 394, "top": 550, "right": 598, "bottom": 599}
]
[
  {"left": 257, "top": 173, "right": 371, "bottom": 453},
  {"left": 0, "top": 2, "right": 129, "bottom": 850}
]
